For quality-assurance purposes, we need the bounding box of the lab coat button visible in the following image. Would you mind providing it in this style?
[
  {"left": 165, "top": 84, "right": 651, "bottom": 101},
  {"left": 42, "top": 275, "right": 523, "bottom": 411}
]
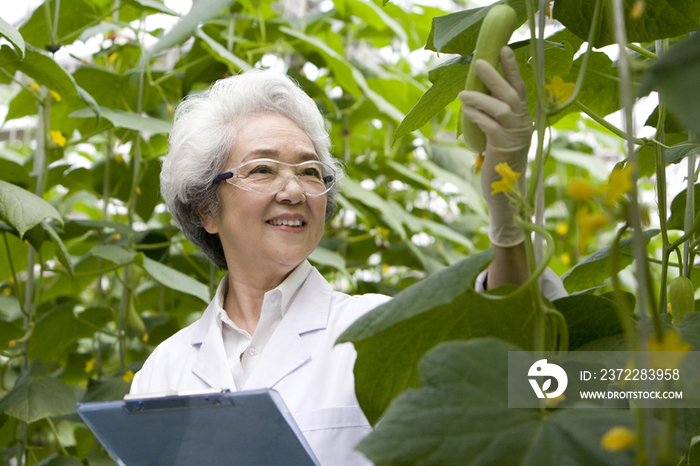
[{"left": 249, "top": 347, "right": 258, "bottom": 356}]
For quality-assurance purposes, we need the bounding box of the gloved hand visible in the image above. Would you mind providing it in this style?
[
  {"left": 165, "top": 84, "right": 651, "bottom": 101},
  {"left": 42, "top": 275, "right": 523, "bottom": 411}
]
[{"left": 458, "top": 46, "right": 533, "bottom": 248}]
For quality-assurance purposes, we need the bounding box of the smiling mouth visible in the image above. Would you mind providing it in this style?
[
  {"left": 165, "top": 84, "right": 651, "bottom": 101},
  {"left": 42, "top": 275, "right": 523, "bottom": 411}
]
[{"left": 267, "top": 219, "right": 305, "bottom": 227}]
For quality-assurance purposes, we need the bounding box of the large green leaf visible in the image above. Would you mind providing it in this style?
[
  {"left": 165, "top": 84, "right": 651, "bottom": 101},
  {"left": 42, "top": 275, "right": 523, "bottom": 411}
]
[
  {"left": 309, "top": 246, "right": 354, "bottom": 283},
  {"left": 668, "top": 184, "right": 700, "bottom": 230},
  {"left": 29, "top": 303, "right": 113, "bottom": 363},
  {"left": 640, "top": 32, "right": 700, "bottom": 135},
  {"left": 194, "top": 28, "right": 252, "bottom": 72},
  {"left": 69, "top": 106, "right": 171, "bottom": 134},
  {"left": 425, "top": 0, "right": 529, "bottom": 54},
  {"left": 553, "top": 292, "right": 632, "bottom": 350},
  {"left": 146, "top": 0, "right": 237, "bottom": 58},
  {"left": 357, "top": 338, "right": 635, "bottom": 466},
  {"left": 18, "top": 0, "right": 106, "bottom": 49},
  {"left": 0, "top": 180, "right": 63, "bottom": 238},
  {"left": 136, "top": 253, "right": 210, "bottom": 303},
  {"left": 553, "top": 0, "right": 700, "bottom": 48},
  {"left": 340, "top": 0, "right": 407, "bottom": 43},
  {"left": 0, "top": 16, "right": 25, "bottom": 59},
  {"left": 89, "top": 245, "right": 137, "bottom": 266},
  {"left": 0, "top": 360, "right": 76, "bottom": 424},
  {"left": 562, "top": 230, "right": 659, "bottom": 293},
  {"left": 665, "top": 142, "right": 700, "bottom": 166},
  {"left": 338, "top": 249, "right": 554, "bottom": 425}
]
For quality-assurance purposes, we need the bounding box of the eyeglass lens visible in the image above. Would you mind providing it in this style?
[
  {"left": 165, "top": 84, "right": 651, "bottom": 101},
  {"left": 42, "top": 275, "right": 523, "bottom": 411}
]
[{"left": 233, "top": 160, "right": 334, "bottom": 195}]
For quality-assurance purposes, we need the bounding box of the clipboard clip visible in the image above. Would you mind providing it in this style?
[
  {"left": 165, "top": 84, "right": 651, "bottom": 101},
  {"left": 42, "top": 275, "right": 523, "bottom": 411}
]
[{"left": 123, "top": 388, "right": 232, "bottom": 414}]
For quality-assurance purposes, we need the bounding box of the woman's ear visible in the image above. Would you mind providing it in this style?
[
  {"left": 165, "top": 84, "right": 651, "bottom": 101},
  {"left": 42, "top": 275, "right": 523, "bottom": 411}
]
[{"left": 196, "top": 207, "right": 219, "bottom": 235}]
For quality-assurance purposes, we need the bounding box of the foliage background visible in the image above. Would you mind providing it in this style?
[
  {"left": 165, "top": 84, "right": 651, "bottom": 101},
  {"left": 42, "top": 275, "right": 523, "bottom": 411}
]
[{"left": 0, "top": 0, "right": 699, "bottom": 464}]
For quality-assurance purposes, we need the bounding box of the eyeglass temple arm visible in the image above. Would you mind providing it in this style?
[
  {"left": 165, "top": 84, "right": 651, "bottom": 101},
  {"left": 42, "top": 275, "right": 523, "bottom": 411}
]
[{"left": 212, "top": 172, "right": 234, "bottom": 185}]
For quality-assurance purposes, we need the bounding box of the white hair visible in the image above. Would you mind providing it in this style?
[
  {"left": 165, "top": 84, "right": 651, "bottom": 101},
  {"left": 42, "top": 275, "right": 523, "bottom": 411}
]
[{"left": 160, "top": 69, "right": 344, "bottom": 269}]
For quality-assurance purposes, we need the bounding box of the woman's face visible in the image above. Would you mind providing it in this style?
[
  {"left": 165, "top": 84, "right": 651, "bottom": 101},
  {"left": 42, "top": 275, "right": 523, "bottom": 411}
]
[{"left": 202, "top": 113, "right": 327, "bottom": 279}]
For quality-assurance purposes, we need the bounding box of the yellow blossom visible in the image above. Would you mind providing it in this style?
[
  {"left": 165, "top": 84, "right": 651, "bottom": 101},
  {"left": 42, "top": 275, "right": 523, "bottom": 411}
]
[
  {"left": 649, "top": 330, "right": 691, "bottom": 370},
  {"left": 84, "top": 358, "right": 96, "bottom": 373},
  {"left": 123, "top": 370, "right": 135, "bottom": 382},
  {"left": 50, "top": 130, "right": 66, "bottom": 147},
  {"left": 166, "top": 103, "right": 174, "bottom": 116},
  {"left": 136, "top": 186, "right": 142, "bottom": 195},
  {"left": 8, "top": 340, "right": 16, "bottom": 348},
  {"left": 599, "top": 164, "right": 634, "bottom": 206},
  {"left": 474, "top": 153, "right": 484, "bottom": 174},
  {"left": 668, "top": 302, "right": 672, "bottom": 315},
  {"left": 29, "top": 82, "right": 40, "bottom": 91},
  {"left": 546, "top": 393, "right": 565, "bottom": 407},
  {"left": 490, "top": 162, "right": 521, "bottom": 195},
  {"left": 560, "top": 252, "right": 570, "bottom": 265},
  {"left": 555, "top": 222, "right": 568, "bottom": 236},
  {"left": 23, "top": 239, "right": 30, "bottom": 246},
  {"left": 50, "top": 90, "right": 61, "bottom": 102},
  {"left": 601, "top": 426, "right": 635, "bottom": 452},
  {"left": 545, "top": 76, "right": 575, "bottom": 104},
  {"left": 3, "top": 288, "right": 11, "bottom": 296},
  {"left": 576, "top": 206, "right": 608, "bottom": 252},
  {"left": 115, "top": 153, "right": 124, "bottom": 163},
  {"left": 142, "top": 333, "right": 149, "bottom": 343},
  {"left": 112, "top": 233, "right": 121, "bottom": 241},
  {"left": 108, "top": 52, "right": 118, "bottom": 62},
  {"left": 566, "top": 178, "right": 601, "bottom": 199},
  {"left": 630, "top": 0, "right": 645, "bottom": 19}
]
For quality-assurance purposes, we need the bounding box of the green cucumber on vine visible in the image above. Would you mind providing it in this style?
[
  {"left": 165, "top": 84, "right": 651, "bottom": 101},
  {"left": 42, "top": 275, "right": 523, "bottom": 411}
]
[
  {"left": 669, "top": 276, "right": 694, "bottom": 326},
  {"left": 462, "top": 4, "right": 518, "bottom": 154}
]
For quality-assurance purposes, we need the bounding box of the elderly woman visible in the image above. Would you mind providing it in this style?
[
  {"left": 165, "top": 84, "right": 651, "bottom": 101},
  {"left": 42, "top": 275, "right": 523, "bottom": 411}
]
[{"left": 130, "top": 47, "right": 566, "bottom": 465}]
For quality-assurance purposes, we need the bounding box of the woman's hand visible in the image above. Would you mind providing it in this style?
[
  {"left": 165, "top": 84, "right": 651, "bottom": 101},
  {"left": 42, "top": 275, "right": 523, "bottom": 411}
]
[{"left": 459, "top": 46, "right": 533, "bottom": 249}]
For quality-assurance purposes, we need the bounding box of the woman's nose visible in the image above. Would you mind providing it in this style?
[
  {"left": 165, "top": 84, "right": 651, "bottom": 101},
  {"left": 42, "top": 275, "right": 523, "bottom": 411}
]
[{"left": 275, "top": 175, "right": 306, "bottom": 203}]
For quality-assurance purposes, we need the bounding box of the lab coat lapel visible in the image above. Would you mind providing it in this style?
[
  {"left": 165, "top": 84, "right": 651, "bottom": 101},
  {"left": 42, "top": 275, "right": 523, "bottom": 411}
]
[
  {"left": 191, "top": 302, "right": 236, "bottom": 390},
  {"left": 244, "top": 268, "right": 331, "bottom": 390}
]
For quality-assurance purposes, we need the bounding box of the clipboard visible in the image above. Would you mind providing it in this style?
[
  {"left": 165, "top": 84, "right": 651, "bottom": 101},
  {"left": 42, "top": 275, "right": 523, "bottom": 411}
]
[{"left": 75, "top": 389, "right": 321, "bottom": 466}]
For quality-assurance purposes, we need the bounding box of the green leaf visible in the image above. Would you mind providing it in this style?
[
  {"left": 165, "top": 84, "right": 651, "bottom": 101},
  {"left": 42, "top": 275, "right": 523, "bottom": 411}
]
[
  {"left": 45, "top": 456, "right": 83, "bottom": 466},
  {"left": 0, "top": 320, "right": 24, "bottom": 349},
  {"left": 29, "top": 303, "right": 111, "bottom": 363},
  {"left": 81, "top": 377, "right": 131, "bottom": 403},
  {"left": 0, "top": 360, "right": 76, "bottom": 424},
  {"left": 126, "top": 0, "right": 179, "bottom": 16},
  {"left": 89, "top": 245, "right": 137, "bottom": 266},
  {"left": 194, "top": 28, "right": 252, "bottom": 72},
  {"left": 357, "top": 338, "right": 635, "bottom": 466},
  {"left": 665, "top": 142, "right": 700, "bottom": 165},
  {"left": 0, "top": 180, "right": 63, "bottom": 238},
  {"left": 640, "top": 32, "right": 700, "bottom": 135},
  {"left": 340, "top": 177, "right": 408, "bottom": 240},
  {"left": 343, "top": 0, "right": 407, "bottom": 44},
  {"left": 146, "top": 0, "right": 237, "bottom": 58},
  {"left": 425, "top": 0, "right": 529, "bottom": 54},
  {"left": 136, "top": 253, "right": 210, "bottom": 303},
  {"left": 338, "top": 249, "right": 552, "bottom": 425},
  {"left": 554, "top": 0, "right": 700, "bottom": 48},
  {"left": 0, "top": 16, "right": 25, "bottom": 59},
  {"left": 69, "top": 106, "right": 171, "bottom": 134},
  {"left": 553, "top": 292, "right": 631, "bottom": 350},
  {"left": 18, "top": 0, "right": 106, "bottom": 49},
  {"left": 308, "top": 246, "right": 355, "bottom": 284},
  {"left": 43, "top": 221, "right": 74, "bottom": 278},
  {"left": 562, "top": 230, "right": 659, "bottom": 293},
  {"left": 668, "top": 184, "right": 700, "bottom": 230}
]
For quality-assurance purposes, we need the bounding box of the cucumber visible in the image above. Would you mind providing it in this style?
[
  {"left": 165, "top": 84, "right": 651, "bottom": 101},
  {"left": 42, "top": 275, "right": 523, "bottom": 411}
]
[
  {"left": 669, "top": 276, "right": 694, "bottom": 326},
  {"left": 462, "top": 4, "right": 518, "bottom": 154}
]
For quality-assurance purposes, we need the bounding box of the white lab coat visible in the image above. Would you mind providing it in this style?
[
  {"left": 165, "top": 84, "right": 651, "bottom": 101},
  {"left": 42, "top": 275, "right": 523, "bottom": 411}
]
[
  {"left": 130, "top": 265, "right": 567, "bottom": 465},
  {"left": 130, "top": 267, "right": 391, "bottom": 466}
]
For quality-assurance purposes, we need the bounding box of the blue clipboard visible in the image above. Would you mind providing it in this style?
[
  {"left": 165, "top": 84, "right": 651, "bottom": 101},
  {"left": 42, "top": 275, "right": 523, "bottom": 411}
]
[{"left": 75, "top": 389, "right": 321, "bottom": 466}]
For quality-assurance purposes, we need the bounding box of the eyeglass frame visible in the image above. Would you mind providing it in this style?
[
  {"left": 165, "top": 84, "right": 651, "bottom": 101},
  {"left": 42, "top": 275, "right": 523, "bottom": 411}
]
[{"left": 212, "top": 158, "right": 336, "bottom": 197}]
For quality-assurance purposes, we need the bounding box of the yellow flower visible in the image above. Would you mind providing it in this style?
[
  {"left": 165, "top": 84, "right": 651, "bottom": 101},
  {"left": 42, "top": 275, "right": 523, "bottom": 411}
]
[
  {"left": 166, "top": 103, "right": 174, "bottom": 116},
  {"left": 50, "top": 90, "right": 61, "bottom": 102},
  {"left": 474, "top": 153, "right": 484, "bottom": 174},
  {"left": 2, "top": 288, "right": 10, "bottom": 296},
  {"left": 111, "top": 233, "right": 121, "bottom": 241},
  {"left": 546, "top": 393, "right": 565, "bottom": 407},
  {"left": 136, "top": 186, "right": 142, "bottom": 196},
  {"left": 566, "top": 178, "right": 601, "bottom": 199},
  {"left": 50, "top": 130, "right": 66, "bottom": 147},
  {"left": 555, "top": 222, "right": 568, "bottom": 236},
  {"left": 115, "top": 153, "right": 124, "bottom": 163},
  {"left": 8, "top": 340, "right": 16, "bottom": 348},
  {"left": 142, "top": 333, "right": 149, "bottom": 343},
  {"left": 84, "top": 358, "right": 96, "bottom": 373},
  {"left": 108, "top": 52, "right": 118, "bottom": 62},
  {"left": 123, "top": 370, "right": 135, "bottom": 382},
  {"left": 668, "top": 302, "right": 672, "bottom": 314},
  {"left": 560, "top": 252, "right": 570, "bottom": 265},
  {"left": 575, "top": 206, "right": 608, "bottom": 252},
  {"left": 601, "top": 426, "right": 635, "bottom": 452},
  {"left": 29, "top": 82, "right": 40, "bottom": 91},
  {"left": 545, "top": 76, "right": 575, "bottom": 104},
  {"left": 490, "top": 162, "right": 521, "bottom": 195},
  {"left": 649, "top": 330, "right": 691, "bottom": 370},
  {"left": 630, "top": 0, "right": 645, "bottom": 19},
  {"left": 599, "top": 164, "right": 634, "bottom": 206}
]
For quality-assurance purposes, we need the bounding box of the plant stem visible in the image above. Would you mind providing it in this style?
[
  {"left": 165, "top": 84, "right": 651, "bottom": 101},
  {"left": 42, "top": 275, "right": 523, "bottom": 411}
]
[
  {"left": 574, "top": 101, "right": 647, "bottom": 145},
  {"left": 46, "top": 418, "right": 68, "bottom": 456},
  {"left": 610, "top": 225, "right": 638, "bottom": 352},
  {"left": 626, "top": 43, "right": 657, "bottom": 60},
  {"left": 3, "top": 232, "right": 26, "bottom": 316}
]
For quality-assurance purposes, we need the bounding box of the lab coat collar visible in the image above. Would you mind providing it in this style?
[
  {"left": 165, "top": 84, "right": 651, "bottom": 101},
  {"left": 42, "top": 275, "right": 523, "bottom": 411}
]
[{"left": 190, "top": 266, "right": 332, "bottom": 390}]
